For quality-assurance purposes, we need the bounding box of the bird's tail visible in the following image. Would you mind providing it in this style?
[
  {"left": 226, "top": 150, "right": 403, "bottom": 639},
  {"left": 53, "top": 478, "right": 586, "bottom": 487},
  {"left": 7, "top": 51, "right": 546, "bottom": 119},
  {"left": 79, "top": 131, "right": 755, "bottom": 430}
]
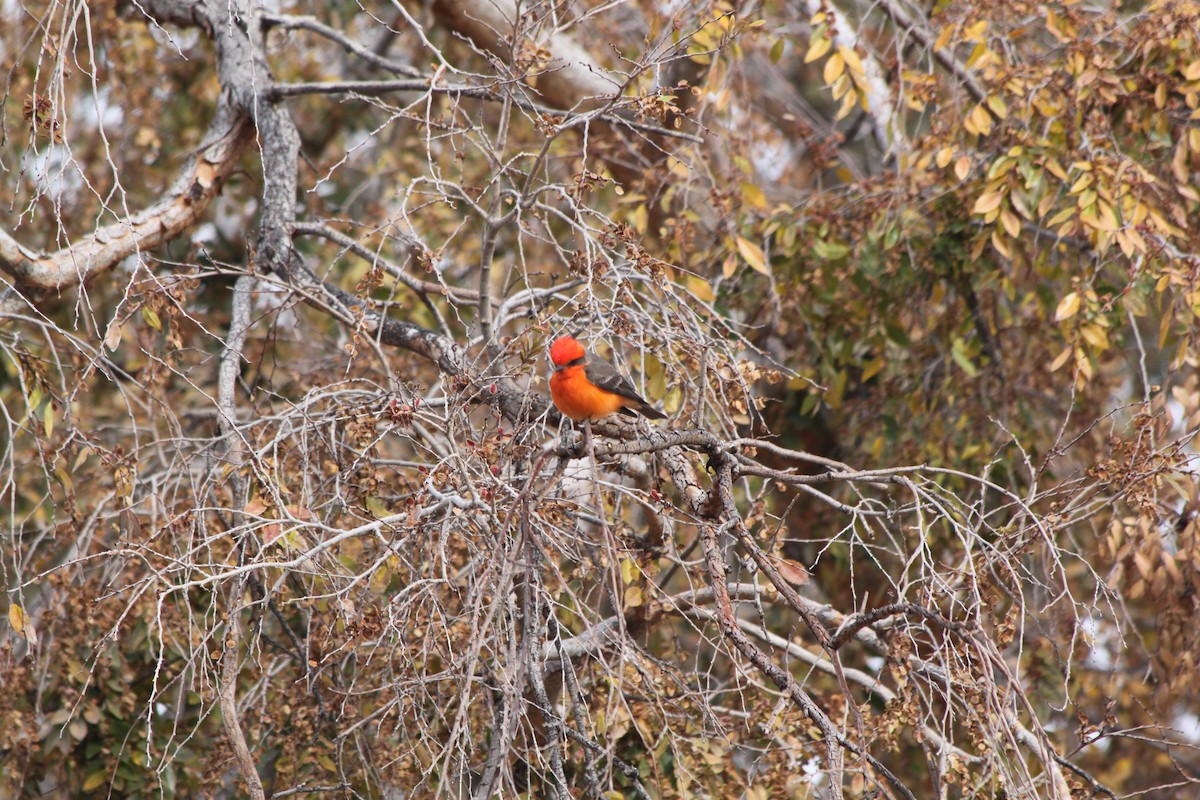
[{"left": 632, "top": 403, "right": 667, "bottom": 420}]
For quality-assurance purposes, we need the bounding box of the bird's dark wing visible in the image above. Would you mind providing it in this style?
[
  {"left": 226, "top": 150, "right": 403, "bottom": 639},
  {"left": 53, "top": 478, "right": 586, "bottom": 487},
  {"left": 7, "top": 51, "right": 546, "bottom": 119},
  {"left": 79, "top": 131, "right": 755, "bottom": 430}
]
[
  {"left": 584, "top": 359, "right": 667, "bottom": 419},
  {"left": 583, "top": 359, "right": 642, "bottom": 401}
]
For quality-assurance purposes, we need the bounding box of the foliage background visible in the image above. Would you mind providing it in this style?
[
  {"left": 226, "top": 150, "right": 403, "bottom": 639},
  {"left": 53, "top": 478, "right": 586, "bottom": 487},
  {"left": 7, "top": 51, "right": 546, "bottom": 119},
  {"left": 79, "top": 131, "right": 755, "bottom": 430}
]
[{"left": 3, "top": 0, "right": 1200, "bottom": 797}]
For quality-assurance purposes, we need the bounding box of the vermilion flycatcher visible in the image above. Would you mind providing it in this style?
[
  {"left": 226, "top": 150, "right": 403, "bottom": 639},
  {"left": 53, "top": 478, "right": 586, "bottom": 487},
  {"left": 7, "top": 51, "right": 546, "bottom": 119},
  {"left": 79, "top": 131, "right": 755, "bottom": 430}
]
[{"left": 549, "top": 335, "right": 667, "bottom": 422}]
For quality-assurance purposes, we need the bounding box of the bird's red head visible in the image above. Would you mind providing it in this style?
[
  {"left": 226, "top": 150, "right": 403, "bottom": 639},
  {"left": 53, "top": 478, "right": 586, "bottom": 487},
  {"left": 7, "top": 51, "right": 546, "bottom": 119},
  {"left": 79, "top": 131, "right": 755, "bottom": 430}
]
[{"left": 549, "top": 335, "right": 587, "bottom": 367}]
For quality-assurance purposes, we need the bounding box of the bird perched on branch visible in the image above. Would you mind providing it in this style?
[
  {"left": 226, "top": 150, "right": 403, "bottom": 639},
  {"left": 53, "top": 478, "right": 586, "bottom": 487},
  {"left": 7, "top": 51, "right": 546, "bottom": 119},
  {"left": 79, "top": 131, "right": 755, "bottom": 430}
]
[{"left": 549, "top": 335, "right": 667, "bottom": 423}]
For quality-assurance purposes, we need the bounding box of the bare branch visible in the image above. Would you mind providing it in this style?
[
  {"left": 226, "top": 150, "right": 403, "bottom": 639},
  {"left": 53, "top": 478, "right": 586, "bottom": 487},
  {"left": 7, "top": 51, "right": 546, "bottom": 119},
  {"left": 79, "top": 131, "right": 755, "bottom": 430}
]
[
  {"left": 0, "top": 106, "right": 251, "bottom": 295},
  {"left": 219, "top": 580, "right": 266, "bottom": 800},
  {"left": 427, "top": 0, "right": 622, "bottom": 109}
]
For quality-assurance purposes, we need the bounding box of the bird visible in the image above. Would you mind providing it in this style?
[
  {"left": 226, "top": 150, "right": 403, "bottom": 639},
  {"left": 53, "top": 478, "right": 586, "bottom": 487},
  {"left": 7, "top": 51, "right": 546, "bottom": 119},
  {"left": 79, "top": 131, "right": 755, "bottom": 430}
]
[{"left": 548, "top": 335, "right": 667, "bottom": 423}]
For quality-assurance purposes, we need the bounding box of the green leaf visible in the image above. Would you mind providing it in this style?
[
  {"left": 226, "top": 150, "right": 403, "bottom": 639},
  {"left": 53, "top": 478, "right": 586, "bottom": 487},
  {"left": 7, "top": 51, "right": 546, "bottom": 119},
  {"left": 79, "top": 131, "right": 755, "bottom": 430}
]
[
  {"left": 142, "top": 306, "right": 162, "bottom": 331},
  {"left": 951, "top": 339, "right": 978, "bottom": 377},
  {"left": 812, "top": 239, "right": 851, "bottom": 260},
  {"left": 885, "top": 322, "right": 910, "bottom": 347},
  {"left": 83, "top": 771, "right": 109, "bottom": 792},
  {"left": 364, "top": 496, "right": 389, "bottom": 518},
  {"left": 883, "top": 226, "right": 901, "bottom": 250},
  {"left": 769, "top": 38, "right": 786, "bottom": 64}
]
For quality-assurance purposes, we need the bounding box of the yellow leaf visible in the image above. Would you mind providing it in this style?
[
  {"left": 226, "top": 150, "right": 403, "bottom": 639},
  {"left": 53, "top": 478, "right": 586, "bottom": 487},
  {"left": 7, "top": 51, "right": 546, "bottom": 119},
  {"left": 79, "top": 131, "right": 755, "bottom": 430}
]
[
  {"left": 823, "top": 51, "right": 845, "bottom": 86},
  {"left": 1046, "top": 206, "right": 1075, "bottom": 227},
  {"left": 965, "top": 43, "right": 993, "bottom": 70},
  {"left": 1158, "top": 305, "right": 1173, "bottom": 350},
  {"left": 954, "top": 156, "right": 971, "bottom": 181},
  {"left": 722, "top": 254, "right": 738, "bottom": 278},
  {"left": 933, "top": 25, "right": 954, "bottom": 52},
  {"left": 1069, "top": 173, "right": 1093, "bottom": 194},
  {"left": 972, "top": 191, "right": 1004, "bottom": 215},
  {"left": 1009, "top": 190, "right": 1031, "bottom": 219},
  {"left": 991, "top": 228, "right": 1010, "bottom": 258},
  {"left": 1095, "top": 200, "right": 1119, "bottom": 232},
  {"left": 1185, "top": 61, "right": 1200, "bottom": 81},
  {"left": 964, "top": 20, "right": 988, "bottom": 42},
  {"left": 861, "top": 356, "right": 886, "bottom": 382},
  {"left": 1037, "top": 193, "right": 1057, "bottom": 218},
  {"left": 1078, "top": 347, "right": 1093, "bottom": 380},
  {"left": 662, "top": 385, "right": 682, "bottom": 415},
  {"left": 831, "top": 72, "right": 852, "bottom": 101},
  {"left": 620, "top": 557, "right": 635, "bottom": 585},
  {"left": 1124, "top": 226, "right": 1147, "bottom": 255},
  {"left": 1080, "top": 323, "right": 1109, "bottom": 349},
  {"left": 970, "top": 103, "right": 993, "bottom": 135},
  {"left": 836, "top": 87, "right": 859, "bottom": 119},
  {"left": 687, "top": 275, "right": 715, "bottom": 303},
  {"left": 963, "top": 111, "right": 980, "bottom": 136},
  {"left": 631, "top": 204, "right": 648, "bottom": 233},
  {"left": 1000, "top": 208, "right": 1021, "bottom": 238},
  {"left": 936, "top": 147, "right": 953, "bottom": 168},
  {"left": 736, "top": 236, "right": 770, "bottom": 275},
  {"left": 1046, "top": 9, "right": 1066, "bottom": 41},
  {"left": 43, "top": 403, "right": 54, "bottom": 439},
  {"left": 825, "top": 368, "right": 847, "bottom": 409},
  {"left": 1117, "top": 228, "right": 1137, "bottom": 258},
  {"left": 1049, "top": 346, "right": 1073, "bottom": 372},
  {"left": 1054, "top": 291, "right": 1081, "bottom": 322},
  {"left": 838, "top": 46, "right": 863, "bottom": 77},
  {"left": 741, "top": 181, "right": 768, "bottom": 210},
  {"left": 8, "top": 604, "right": 37, "bottom": 647},
  {"left": 804, "top": 35, "right": 831, "bottom": 64}
]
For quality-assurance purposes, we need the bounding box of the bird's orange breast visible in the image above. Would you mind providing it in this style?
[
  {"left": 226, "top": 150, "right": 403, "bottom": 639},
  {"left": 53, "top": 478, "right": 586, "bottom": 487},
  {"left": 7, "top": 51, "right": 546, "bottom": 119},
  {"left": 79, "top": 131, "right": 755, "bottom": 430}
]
[{"left": 550, "top": 365, "right": 629, "bottom": 421}]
